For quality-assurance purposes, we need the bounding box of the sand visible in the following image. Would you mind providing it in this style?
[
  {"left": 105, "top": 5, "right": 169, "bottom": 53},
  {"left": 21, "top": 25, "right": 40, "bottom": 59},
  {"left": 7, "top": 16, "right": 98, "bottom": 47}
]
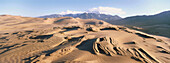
[{"left": 0, "top": 15, "right": 170, "bottom": 63}]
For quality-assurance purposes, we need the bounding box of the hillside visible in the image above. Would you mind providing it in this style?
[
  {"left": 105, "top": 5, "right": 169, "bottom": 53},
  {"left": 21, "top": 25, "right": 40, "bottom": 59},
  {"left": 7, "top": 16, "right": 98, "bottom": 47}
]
[{"left": 111, "top": 11, "right": 170, "bottom": 37}]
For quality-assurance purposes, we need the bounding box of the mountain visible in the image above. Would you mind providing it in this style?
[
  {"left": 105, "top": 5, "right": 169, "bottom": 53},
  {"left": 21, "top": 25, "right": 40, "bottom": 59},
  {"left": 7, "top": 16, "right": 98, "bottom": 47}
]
[
  {"left": 38, "top": 11, "right": 170, "bottom": 37},
  {"left": 38, "top": 13, "right": 122, "bottom": 23},
  {"left": 38, "top": 14, "right": 63, "bottom": 18},
  {"left": 112, "top": 10, "right": 170, "bottom": 37}
]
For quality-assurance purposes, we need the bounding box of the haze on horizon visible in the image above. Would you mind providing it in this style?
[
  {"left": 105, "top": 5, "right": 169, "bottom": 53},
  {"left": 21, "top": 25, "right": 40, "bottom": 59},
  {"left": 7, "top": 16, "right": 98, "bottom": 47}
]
[{"left": 0, "top": 0, "right": 170, "bottom": 18}]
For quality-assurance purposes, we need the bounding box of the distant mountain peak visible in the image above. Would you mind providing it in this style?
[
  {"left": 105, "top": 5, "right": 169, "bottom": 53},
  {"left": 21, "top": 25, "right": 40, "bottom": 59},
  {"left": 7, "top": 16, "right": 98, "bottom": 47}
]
[{"left": 38, "top": 13, "right": 122, "bottom": 23}]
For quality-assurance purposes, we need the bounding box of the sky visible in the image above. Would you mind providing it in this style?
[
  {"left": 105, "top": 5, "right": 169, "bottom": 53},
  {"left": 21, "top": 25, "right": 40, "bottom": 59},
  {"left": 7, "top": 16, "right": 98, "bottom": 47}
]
[{"left": 0, "top": 0, "right": 170, "bottom": 18}]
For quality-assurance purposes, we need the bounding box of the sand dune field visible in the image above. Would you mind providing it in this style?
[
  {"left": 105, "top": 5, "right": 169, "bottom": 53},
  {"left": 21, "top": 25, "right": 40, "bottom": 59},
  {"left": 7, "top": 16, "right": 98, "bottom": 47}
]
[{"left": 0, "top": 15, "right": 170, "bottom": 63}]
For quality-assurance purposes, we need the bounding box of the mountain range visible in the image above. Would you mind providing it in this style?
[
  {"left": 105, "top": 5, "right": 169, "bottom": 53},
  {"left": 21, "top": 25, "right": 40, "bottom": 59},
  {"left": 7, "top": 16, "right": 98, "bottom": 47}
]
[
  {"left": 38, "top": 13, "right": 122, "bottom": 23},
  {"left": 38, "top": 11, "right": 170, "bottom": 37}
]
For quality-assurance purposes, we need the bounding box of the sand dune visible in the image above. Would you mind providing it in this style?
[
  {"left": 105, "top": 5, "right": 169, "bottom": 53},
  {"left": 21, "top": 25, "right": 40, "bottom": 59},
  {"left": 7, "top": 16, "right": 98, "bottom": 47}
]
[{"left": 0, "top": 15, "right": 169, "bottom": 63}]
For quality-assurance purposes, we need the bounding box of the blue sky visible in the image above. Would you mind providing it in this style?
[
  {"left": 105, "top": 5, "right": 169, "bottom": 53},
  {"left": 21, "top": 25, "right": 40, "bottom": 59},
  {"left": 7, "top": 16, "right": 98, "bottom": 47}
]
[{"left": 0, "top": 0, "right": 170, "bottom": 18}]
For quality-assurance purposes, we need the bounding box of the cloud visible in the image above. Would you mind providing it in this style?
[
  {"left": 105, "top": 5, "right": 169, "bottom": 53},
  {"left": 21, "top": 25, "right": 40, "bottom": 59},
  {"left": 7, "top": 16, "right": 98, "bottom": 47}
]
[
  {"left": 59, "top": 7, "right": 126, "bottom": 15},
  {"left": 88, "top": 7, "right": 126, "bottom": 15},
  {"left": 59, "top": 10, "right": 84, "bottom": 15}
]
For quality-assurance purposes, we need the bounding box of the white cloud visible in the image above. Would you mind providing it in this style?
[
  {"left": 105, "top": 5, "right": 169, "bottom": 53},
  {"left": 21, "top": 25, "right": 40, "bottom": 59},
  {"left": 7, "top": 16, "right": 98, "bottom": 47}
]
[
  {"left": 59, "top": 10, "right": 84, "bottom": 15},
  {"left": 58, "top": 7, "right": 126, "bottom": 15},
  {"left": 87, "top": 7, "right": 126, "bottom": 15}
]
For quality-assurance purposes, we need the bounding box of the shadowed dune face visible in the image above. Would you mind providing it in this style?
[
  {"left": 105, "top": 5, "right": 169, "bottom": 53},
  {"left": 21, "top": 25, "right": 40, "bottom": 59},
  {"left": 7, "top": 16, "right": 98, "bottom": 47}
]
[{"left": 0, "top": 15, "right": 170, "bottom": 63}]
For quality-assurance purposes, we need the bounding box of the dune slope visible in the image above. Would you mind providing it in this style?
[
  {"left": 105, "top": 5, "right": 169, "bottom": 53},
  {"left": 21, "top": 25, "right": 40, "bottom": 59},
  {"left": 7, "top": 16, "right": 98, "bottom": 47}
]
[{"left": 0, "top": 15, "right": 170, "bottom": 63}]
